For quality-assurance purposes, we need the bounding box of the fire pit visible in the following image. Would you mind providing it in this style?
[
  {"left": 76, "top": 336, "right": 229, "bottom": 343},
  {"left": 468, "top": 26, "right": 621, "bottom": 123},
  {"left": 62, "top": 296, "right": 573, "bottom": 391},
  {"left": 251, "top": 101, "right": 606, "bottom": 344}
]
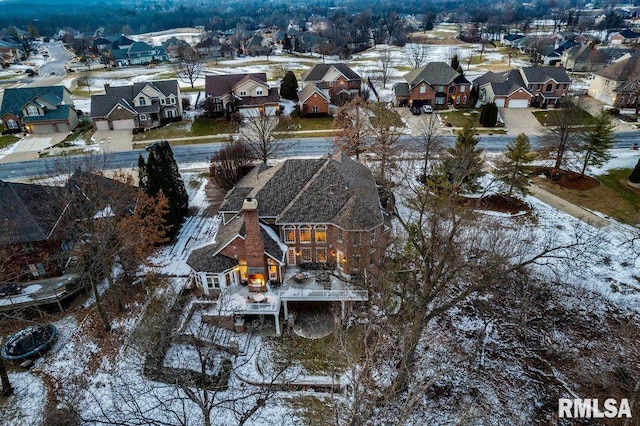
[{"left": 2, "top": 324, "right": 57, "bottom": 361}]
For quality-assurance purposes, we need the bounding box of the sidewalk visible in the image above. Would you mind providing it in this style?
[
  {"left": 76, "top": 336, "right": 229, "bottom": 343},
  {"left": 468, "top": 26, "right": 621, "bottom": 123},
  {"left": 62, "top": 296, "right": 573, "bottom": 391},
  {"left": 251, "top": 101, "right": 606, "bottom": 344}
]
[{"left": 529, "top": 185, "right": 609, "bottom": 228}]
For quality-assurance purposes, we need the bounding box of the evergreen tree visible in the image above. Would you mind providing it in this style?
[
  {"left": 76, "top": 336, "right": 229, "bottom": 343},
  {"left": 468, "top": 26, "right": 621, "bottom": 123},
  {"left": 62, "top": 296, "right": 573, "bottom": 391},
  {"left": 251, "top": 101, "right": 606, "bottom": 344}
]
[
  {"left": 630, "top": 158, "right": 640, "bottom": 184},
  {"left": 578, "top": 110, "right": 616, "bottom": 176},
  {"left": 280, "top": 71, "right": 299, "bottom": 100},
  {"left": 450, "top": 54, "right": 460, "bottom": 71},
  {"left": 138, "top": 140, "right": 188, "bottom": 239},
  {"left": 283, "top": 33, "right": 292, "bottom": 52},
  {"left": 495, "top": 133, "right": 537, "bottom": 196},
  {"left": 479, "top": 102, "right": 498, "bottom": 127},
  {"left": 441, "top": 120, "right": 485, "bottom": 193}
]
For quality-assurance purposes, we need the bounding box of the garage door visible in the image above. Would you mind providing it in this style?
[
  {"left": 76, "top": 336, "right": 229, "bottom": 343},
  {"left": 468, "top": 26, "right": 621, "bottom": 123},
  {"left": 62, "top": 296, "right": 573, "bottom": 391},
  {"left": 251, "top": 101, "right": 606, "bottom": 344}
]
[
  {"left": 240, "top": 107, "right": 261, "bottom": 118},
  {"left": 265, "top": 106, "right": 277, "bottom": 116},
  {"left": 112, "top": 119, "right": 136, "bottom": 130},
  {"left": 507, "top": 99, "right": 529, "bottom": 108},
  {"left": 95, "top": 120, "right": 110, "bottom": 131},
  {"left": 32, "top": 124, "right": 55, "bottom": 134},
  {"left": 494, "top": 99, "right": 505, "bottom": 108},
  {"left": 56, "top": 123, "right": 68, "bottom": 132}
]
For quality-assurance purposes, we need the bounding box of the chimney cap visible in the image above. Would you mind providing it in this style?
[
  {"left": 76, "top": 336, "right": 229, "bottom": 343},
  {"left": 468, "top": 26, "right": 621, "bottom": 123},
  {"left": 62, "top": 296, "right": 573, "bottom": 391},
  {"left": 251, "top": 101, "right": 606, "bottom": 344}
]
[{"left": 242, "top": 197, "right": 258, "bottom": 211}]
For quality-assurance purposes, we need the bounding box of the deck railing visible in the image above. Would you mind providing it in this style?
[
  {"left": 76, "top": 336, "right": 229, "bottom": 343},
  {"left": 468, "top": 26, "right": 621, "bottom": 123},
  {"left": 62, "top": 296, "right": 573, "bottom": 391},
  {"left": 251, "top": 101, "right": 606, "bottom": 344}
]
[{"left": 278, "top": 288, "right": 369, "bottom": 301}]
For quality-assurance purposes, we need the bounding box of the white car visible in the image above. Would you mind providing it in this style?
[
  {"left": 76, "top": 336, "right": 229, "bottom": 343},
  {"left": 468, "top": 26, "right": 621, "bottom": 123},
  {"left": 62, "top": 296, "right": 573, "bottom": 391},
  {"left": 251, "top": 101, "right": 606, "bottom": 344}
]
[{"left": 422, "top": 105, "right": 433, "bottom": 114}]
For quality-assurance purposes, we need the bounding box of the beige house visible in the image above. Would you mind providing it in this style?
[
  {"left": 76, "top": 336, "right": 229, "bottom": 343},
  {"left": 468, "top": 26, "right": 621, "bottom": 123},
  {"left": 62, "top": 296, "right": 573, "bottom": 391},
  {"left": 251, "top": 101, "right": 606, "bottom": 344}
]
[{"left": 588, "top": 55, "right": 640, "bottom": 107}]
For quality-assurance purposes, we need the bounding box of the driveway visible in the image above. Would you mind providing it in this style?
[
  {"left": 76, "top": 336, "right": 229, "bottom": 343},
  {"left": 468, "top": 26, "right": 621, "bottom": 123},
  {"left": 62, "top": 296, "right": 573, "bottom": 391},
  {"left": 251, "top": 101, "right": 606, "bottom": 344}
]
[
  {"left": 500, "top": 108, "right": 544, "bottom": 137},
  {"left": 0, "top": 133, "right": 68, "bottom": 164},
  {"left": 92, "top": 130, "right": 134, "bottom": 153}
]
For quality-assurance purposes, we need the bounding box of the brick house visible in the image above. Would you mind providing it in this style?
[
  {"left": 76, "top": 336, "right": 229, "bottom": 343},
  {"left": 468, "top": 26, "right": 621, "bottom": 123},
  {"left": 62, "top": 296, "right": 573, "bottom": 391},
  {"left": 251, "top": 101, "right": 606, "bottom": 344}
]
[
  {"left": 297, "top": 83, "right": 330, "bottom": 116},
  {"left": 393, "top": 62, "right": 472, "bottom": 109},
  {"left": 519, "top": 66, "right": 572, "bottom": 107},
  {"left": 300, "top": 63, "right": 362, "bottom": 106}
]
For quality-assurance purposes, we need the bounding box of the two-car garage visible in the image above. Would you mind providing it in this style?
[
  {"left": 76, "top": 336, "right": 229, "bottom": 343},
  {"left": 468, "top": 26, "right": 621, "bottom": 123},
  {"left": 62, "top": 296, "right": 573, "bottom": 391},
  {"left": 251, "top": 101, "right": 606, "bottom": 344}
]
[{"left": 94, "top": 119, "right": 136, "bottom": 130}]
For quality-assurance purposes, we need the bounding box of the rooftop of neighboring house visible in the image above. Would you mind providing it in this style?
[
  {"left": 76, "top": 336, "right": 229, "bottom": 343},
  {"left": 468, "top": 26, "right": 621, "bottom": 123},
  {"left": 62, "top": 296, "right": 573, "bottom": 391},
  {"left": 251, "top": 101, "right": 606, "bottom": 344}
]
[
  {"left": 0, "top": 86, "right": 70, "bottom": 119},
  {"left": 219, "top": 152, "right": 384, "bottom": 231},
  {"left": 204, "top": 73, "right": 269, "bottom": 98},
  {"left": 301, "top": 63, "right": 362, "bottom": 82},
  {"left": 473, "top": 69, "right": 529, "bottom": 97},
  {"left": 519, "top": 66, "right": 571, "bottom": 84},
  {"left": 402, "top": 62, "right": 466, "bottom": 88},
  {"left": 594, "top": 55, "right": 640, "bottom": 82}
]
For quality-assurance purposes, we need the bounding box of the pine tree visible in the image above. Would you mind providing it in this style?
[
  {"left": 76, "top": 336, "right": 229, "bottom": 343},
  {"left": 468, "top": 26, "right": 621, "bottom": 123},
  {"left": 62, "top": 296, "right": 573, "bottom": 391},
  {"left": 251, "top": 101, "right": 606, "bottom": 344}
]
[
  {"left": 629, "top": 158, "right": 640, "bottom": 184},
  {"left": 280, "top": 71, "right": 298, "bottom": 100},
  {"left": 495, "top": 133, "right": 537, "bottom": 197},
  {"left": 442, "top": 120, "right": 485, "bottom": 193},
  {"left": 479, "top": 102, "right": 498, "bottom": 127},
  {"left": 138, "top": 141, "right": 188, "bottom": 239},
  {"left": 579, "top": 110, "right": 616, "bottom": 176},
  {"left": 450, "top": 54, "right": 460, "bottom": 71}
]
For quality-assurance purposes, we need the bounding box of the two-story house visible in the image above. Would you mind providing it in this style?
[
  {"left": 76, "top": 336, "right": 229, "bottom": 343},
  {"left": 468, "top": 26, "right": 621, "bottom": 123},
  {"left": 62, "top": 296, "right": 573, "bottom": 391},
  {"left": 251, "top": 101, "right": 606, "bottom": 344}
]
[
  {"left": 204, "top": 73, "right": 280, "bottom": 118},
  {"left": 90, "top": 80, "right": 183, "bottom": 131},
  {"left": 111, "top": 41, "right": 168, "bottom": 67},
  {"left": 0, "top": 86, "right": 79, "bottom": 134},
  {"left": 187, "top": 152, "right": 387, "bottom": 335},
  {"left": 300, "top": 63, "right": 362, "bottom": 107},
  {"left": 588, "top": 55, "right": 640, "bottom": 108},
  {"left": 474, "top": 66, "right": 572, "bottom": 108},
  {"left": 393, "top": 62, "right": 472, "bottom": 109}
]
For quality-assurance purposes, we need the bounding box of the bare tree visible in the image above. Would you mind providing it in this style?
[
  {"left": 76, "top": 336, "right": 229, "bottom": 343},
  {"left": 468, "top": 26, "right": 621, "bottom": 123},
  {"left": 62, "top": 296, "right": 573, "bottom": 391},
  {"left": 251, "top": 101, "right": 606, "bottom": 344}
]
[
  {"left": 375, "top": 48, "right": 395, "bottom": 89},
  {"left": 333, "top": 96, "right": 372, "bottom": 160},
  {"left": 539, "top": 101, "right": 587, "bottom": 170},
  {"left": 174, "top": 46, "right": 202, "bottom": 89},
  {"left": 368, "top": 102, "right": 404, "bottom": 188},
  {"left": 404, "top": 43, "right": 430, "bottom": 69},
  {"left": 239, "top": 111, "right": 287, "bottom": 164},
  {"left": 209, "top": 139, "right": 256, "bottom": 191},
  {"left": 415, "top": 112, "right": 445, "bottom": 180}
]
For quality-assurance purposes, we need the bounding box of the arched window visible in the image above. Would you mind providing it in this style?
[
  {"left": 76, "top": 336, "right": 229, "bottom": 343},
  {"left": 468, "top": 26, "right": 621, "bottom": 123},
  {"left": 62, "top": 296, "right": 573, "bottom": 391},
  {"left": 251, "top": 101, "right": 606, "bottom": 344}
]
[{"left": 315, "top": 225, "right": 327, "bottom": 243}]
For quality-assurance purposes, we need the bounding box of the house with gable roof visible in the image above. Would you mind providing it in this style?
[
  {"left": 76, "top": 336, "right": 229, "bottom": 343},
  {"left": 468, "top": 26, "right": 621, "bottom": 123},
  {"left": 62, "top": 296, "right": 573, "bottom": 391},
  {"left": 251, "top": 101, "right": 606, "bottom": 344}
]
[
  {"left": 187, "top": 152, "right": 387, "bottom": 335},
  {"left": 204, "top": 73, "right": 280, "bottom": 118},
  {"left": 0, "top": 86, "right": 79, "bottom": 134},
  {"left": 300, "top": 63, "right": 362, "bottom": 106},
  {"left": 297, "top": 83, "right": 330, "bottom": 116},
  {"left": 111, "top": 41, "right": 168, "bottom": 67},
  {"left": 90, "top": 80, "right": 182, "bottom": 131},
  {"left": 392, "top": 62, "right": 472, "bottom": 109},
  {"left": 588, "top": 55, "right": 640, "bottom": 108},
  {"left": 474, "top": 66, "right": 572, "bottom": 108}
]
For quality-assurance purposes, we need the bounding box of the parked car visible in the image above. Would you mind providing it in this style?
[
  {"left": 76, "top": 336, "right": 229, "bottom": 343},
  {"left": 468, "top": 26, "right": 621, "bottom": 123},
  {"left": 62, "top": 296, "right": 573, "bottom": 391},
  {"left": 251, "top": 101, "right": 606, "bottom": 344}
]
[
  {"left": 411, "top": 106, "right": 421, "bottom": 115},
  {"left": 422, "top": 105, "right": 433, "bottom": 114}
]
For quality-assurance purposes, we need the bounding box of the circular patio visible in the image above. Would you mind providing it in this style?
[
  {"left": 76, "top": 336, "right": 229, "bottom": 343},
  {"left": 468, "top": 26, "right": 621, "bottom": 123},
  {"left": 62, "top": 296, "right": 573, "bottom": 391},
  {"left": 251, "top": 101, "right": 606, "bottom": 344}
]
[{"left": 292, "top": 310, "right": 336, "bottom": 339}]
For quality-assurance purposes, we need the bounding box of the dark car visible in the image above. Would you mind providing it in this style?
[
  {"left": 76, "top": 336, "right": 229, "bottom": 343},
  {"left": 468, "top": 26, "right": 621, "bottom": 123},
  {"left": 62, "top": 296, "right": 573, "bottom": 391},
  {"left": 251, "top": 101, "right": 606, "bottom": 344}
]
[
  {"left": 411, "top": 106, "right": 421, "bottom": 115},
  {"left": 0, "top": 284, "right": 23, "bottom": 297}
]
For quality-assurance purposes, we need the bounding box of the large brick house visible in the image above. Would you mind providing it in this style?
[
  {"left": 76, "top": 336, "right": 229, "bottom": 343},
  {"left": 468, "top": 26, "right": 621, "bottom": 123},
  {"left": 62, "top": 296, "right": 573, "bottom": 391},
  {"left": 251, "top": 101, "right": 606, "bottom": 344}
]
[
  {"left": 297, "top": 83, "right": 330, "bottom": 117},
  {"left": 187, "top": 152, "right": 387, "bottom": 335},
  {"left": 0, "top": 86, "right": 79, "bottom": 134},
  {"left": 393, "top": 62, "right": 472, "bottom": 109},
  {"left": 204, "top": 73, "right": 280, "bottom": 118},
  {"left": 90, "top": 80, "right": 183, "bottom": 131},
  {"left": 300, "top": 63, "right": 362, "bottom": 107}
]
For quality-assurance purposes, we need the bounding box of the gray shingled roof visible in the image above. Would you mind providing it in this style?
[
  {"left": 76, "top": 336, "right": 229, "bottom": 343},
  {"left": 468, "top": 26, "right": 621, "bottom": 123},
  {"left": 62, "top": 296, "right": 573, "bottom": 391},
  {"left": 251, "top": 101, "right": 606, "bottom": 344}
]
[
  {"left": 0, "top": 180, "right": 67, "bottom": 244},
  {"left": 219, "top": 152, "right": 383, "bottom": 231},
  {"left": 90, "top": 80, "right": 179, "bottom": 118},
  {"left": 298, "top": 83, "right": 330, "bottom": 103},
  {"left": 595, "top": 56, "right": 640, "bottom": 81},
  {"left": 403, "top": 62, "right": 460, "bottom": 87},
  {"left": 520, "top": 66, "right": 571, "bottom": 84},
  {"left": 475, "top": 69, "right": 529, "bottom": 97},
  {"left": 301, "top": 63, "right": 361, "bottom": 82},
  {"left": 204, "top": 73, "right": 268, "bottom": 98},
  {"left": 392, "top": 82, "right": 409, "bottom": 97}
]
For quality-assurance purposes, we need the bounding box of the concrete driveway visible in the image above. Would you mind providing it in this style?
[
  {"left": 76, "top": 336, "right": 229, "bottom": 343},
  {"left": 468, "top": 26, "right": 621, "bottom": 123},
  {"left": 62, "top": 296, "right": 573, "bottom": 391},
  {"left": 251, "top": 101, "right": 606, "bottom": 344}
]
[
  {"left": 500, "top": 108, "right": 544, "bottom": 137},
  {"left": 92, "top": 130, "right": 134, "bottom": 153},
  {"left": 0, "top": 132, "right": 69, "bottom": 164}
]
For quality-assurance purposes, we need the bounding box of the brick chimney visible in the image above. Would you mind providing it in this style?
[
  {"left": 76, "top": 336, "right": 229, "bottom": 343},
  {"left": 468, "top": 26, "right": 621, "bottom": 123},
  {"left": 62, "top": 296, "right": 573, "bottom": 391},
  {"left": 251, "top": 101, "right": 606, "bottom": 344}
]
[{"left": 242, "top": 198, "right": 266, "bottom": 276}]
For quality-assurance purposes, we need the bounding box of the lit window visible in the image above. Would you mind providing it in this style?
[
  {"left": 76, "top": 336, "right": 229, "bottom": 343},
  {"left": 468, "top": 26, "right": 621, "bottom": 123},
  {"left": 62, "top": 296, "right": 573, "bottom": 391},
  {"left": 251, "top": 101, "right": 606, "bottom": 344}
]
[
  {"left": 315, "top": 225, "right": 326, "bottom": 243},
  {"left": 317, "top": 248, "right": 327, "bottom": 263},
  {"left": 460, "top": 84, "right": 466, "bottom": 92},
  {"left": 284, "top": 225, "right": 295, "bottom": 243},
  {"left": 299, "top": 225, "right": 311, "bottom": 243},
  {"left": 301, "top": 248, "right": 312, "bottom": 263}
]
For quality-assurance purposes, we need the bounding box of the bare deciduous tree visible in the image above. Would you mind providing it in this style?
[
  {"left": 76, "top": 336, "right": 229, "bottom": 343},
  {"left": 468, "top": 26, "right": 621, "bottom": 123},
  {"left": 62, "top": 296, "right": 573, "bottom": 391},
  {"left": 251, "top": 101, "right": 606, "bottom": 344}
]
[
  {"left": 539, "top": 101, "right": 587, "bottom": 170},
  {"left": 209, "top": 139, "right": 256, "bottom": 191},
  {"left": 239, "top": 111, "right": 288, "bottom": 164},
  {"left": 333, "top": 96, "right": 372, "bottom": 160},
  {"left": 375, "top": 48, "right": 395, "bottom": 89},
  {"left": 174, "top": 46, "right": 202, "bottom": 89},
  {"left": 404, "top": 43, "right": 430, "bottom": 69},
  {"left": 368, "top": 102, "right": 404, "bottom": 189}
]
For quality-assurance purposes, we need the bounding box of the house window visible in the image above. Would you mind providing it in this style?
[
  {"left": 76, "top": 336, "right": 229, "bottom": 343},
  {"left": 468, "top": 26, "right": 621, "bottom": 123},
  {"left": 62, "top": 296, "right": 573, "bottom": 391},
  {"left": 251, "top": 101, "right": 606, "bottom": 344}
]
[
  {"left": 315, "top": 225, "right": 326, "bottom": 243},
  {"left": 448, "top": 86, "right": 455, "bottom": 94},
  {"left": 161, "top": 98, "right": 166, "bottom": 104},
  {"left": 460, "top": 84, "right": 466, "bottom": 92},
  {"left": 312, "top": 105, "right": 319, "bottom": 113},
  {"left": 6, "top": 119, "right": 18, "bottom": 129},
  {"left": 287, "top": 248, "right": 297, "bottom": 265},
  {"left": 435, "top": 97, "right": 445, "bottom": 105},
  {"left": 284, "top": 225, "right": 296, "bottom": 243},
  {"left": 299, "top": 225, "right": 311, "bottom": 243},
  {"left": 420, "top": 85, "right": 426, "bottom": 94},
  {"left": 27, "top": 105, "right": 39, "bottom": 116},
  {"left": 301, "top": 248, "right": 312, "bottom": 263},
  {"left": 438, "top": 85, "right": 444, "bottom": 92},
  {"left": 353, "top": 254, "right": 361, "bottom": 266},
  {"left": 256, "top": 88, "right": 263, "bottom": 95},
  {"left": 353, "top": 232, "right": 361, "bottom": 245},
  {"left": 337, "top": 228, "right": 344, "bottom": 242},
  {"left": 370, "top": 228, "right": 376, "bottom": 243},
  {"left": 139, "top": 97, "right": 146, "bottom": 106},
  {"left": 171, "top": 97, "right": 176, "bottom": 104},
  {"left": 205, "top": 275, "right": 220, "bottom": 289},
  {"left": 545, "top": 83, "right": 553, "bottom": 92},
  {"left": 240, "top": 91, "right": 247, "bottom": 96},
  {"left": 139, "top": 114, "right": 147, "bottom": 121},
  {"left": 317, "top": 248, "right": 327, "bottom": 263}
]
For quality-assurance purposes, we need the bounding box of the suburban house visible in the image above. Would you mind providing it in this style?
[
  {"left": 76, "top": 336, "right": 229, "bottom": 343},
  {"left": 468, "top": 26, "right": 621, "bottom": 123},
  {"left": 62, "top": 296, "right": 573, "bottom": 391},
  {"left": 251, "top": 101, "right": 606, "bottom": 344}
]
[
  {"left": 0, "top": 180, "right": 68, "bottom": 283},
  {"left": 0, "top": 39, "right": 26, "bottom": 66},
  {"left": 561, "top": 44, "right": 609, "bottom": 72},
  {"left": 609, "top": 29, "right": 640, "bottom": 46},
  {"left": 588, "top": 55, "right": 640, "bottom": 108},
  {"left": 194, "top": 38, "right": 223, "bottom": 59},
  {"left": 187, "top": 152, "right": 388, "bottom": 335},
  {"left": 204, "top": 73, "right": 280, "bottom": 118},
  {"left": 297, "top": 83, "right": 331, "bottom": 117},
  {"left": 300, "top": 63, "right": 362, "bottom": 107},
  {"left": 111, "top": 41, "right": 168, "bottom": 67},
  {"left": 474, "top": 67, "right": 571, "bottom": 108},
  {"left": 393, "top": 62, "right": 472, "bottom": 109},
  {"left": 242, "top": 34, "right": 271, "bottom": 56},
  {"left": 0, "top": 86, "right": 79, "bottom": 134},
  {"left": 90, "top": 80, "right": 183, "bottom": 131}
]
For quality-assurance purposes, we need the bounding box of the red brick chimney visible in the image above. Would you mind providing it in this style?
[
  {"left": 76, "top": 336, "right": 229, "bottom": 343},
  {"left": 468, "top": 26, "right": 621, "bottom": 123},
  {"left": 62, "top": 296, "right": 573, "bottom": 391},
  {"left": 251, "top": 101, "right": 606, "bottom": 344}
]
[{"left": 242, "top": 198, "right": 266, "bottom": 277}]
